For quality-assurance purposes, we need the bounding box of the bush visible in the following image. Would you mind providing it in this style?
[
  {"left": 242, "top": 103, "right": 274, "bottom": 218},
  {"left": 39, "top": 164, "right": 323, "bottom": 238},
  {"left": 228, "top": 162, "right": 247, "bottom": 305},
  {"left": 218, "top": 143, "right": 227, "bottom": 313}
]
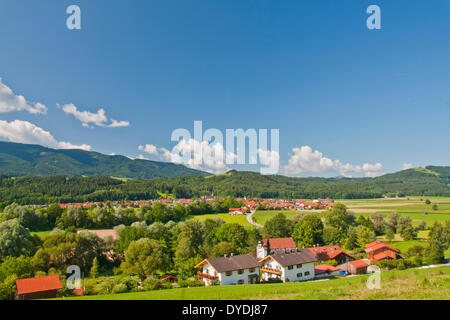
[
  {"left": 177, "top": 278, "right": 204, "bottom": 288},
  {"left": 112, "top": 283, "right": 128, "bottom": 294}
]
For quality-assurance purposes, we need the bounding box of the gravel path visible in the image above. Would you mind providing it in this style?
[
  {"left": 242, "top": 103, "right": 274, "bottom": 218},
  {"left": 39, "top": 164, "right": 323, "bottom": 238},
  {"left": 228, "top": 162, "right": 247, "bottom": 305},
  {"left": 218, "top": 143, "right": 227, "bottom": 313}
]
[{"left": 247, "top": 210, "right": 263, "bottom": 228}]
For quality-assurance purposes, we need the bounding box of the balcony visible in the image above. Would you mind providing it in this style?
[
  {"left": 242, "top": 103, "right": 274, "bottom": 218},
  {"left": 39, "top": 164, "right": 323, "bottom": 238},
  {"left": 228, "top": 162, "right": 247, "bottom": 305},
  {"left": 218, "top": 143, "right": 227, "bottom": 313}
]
[
  {"left": 197, "top": 271, "right": 218, "bottom": 280},
  {"left": 261, "top": 267, "right": 282, "bottom": 275}
]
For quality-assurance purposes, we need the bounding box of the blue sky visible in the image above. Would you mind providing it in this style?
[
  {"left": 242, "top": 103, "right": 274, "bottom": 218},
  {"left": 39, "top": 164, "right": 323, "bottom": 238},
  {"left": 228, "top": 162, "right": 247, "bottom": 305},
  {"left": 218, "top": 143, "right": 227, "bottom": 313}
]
[{"left": 0, "top": 0, "right": 449, "bottom": 176}]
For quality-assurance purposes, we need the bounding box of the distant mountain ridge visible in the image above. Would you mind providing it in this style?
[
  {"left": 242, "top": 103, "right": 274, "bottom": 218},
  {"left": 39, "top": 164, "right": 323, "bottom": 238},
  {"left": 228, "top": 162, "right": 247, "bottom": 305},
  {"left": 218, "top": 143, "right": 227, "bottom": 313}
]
[{"left": 0, "top": 141, "right": 208, "bottom": 179}]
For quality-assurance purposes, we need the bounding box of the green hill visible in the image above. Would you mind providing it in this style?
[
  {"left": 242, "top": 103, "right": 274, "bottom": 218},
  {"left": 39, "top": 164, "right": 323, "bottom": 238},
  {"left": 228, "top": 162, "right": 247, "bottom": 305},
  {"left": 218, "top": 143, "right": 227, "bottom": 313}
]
[{"left": 0, "top": 141, "right": 207, "bottom": 179}]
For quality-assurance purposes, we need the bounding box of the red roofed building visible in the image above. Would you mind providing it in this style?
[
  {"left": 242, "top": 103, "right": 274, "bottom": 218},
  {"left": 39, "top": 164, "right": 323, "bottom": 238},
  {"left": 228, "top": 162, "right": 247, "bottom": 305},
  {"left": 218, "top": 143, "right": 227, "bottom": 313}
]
[
  {"left": 257, "top": 238, "right": 297, "bottom": 259},
  {"left": 229, "top": 208, "right": 248, "bottom": 215},
  {"left": 365, "top": 241, "right": 400, "bottom": 261},
  {"left": 15, "top": 275, "right": 62, "bottom": 300},
  {"left": 337, "top": 260, "right": 369, "bottom": 275},
  {"left": 314, "top": 264, "right": 342, "bottom": 278},
  {"left": 308, "top": 245, "right": 354, "bottom": 265}
]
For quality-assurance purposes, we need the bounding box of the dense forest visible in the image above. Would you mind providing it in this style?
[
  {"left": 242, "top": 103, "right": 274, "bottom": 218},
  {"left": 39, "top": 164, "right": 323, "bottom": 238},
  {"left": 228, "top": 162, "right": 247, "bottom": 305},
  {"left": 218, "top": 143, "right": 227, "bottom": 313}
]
[{"left": 1, "top": 166, "right": 449, "bottom": 205}]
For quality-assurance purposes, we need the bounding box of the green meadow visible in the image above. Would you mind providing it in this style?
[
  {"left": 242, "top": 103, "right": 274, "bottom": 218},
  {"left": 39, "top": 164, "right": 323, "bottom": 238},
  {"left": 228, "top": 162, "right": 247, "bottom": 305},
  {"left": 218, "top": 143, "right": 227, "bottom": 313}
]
[
  {"left": 189, "top": 213, "right": 251, "bottom": 226},
  {"left": 57, "top": 267, "right": 450, "bottom": 300}
]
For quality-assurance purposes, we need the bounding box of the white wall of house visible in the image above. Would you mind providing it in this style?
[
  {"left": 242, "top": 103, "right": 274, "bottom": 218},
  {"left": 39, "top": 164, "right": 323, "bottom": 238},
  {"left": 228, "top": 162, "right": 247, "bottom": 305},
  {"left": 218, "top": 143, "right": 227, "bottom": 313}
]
[
  {"left": 218, "top": 267, "right": 260, "bottom": 285},
  {"left": 282, "top": 262, "right": 315, "bottom": 282},
  {"left": 262, "top": 259, "right": 315, "bottom": 282},
  {"left": 202, "top": 264, "right": 259, "bottom": 286}
]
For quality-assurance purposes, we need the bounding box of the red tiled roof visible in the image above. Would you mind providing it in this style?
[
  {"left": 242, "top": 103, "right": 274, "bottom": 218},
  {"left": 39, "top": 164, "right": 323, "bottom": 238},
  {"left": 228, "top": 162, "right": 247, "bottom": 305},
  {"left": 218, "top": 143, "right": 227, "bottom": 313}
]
[
  {"left": 262, "top": 238, "right": 296, "bottom": 250},
  {"left": 314, "top": 264, "right": 341, "bottom": 272},
  {"left": 373, "top": 250, "right": 397, "bottom": 261},
  {"left": 16, "top": 275, "right": 62, "bottom": 295},
  {"left": 365, "top": 241, "right": 399, "bottom": 253},
  {"left": 349, "top": 260, "right": 369, "bottom": 269},
  {"left": 308, "top": 246, "right": 353, "bottom": 261}
]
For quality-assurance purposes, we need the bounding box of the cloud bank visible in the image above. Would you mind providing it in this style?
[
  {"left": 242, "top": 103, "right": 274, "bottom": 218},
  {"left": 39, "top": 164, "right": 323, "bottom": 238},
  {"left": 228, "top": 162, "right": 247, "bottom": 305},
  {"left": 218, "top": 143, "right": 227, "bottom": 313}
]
[
  {"left": 0, "top": 120, "right": 91, "bottom": 151},
  {"left": 282, "top": 146, "right": 383, "bottom": 177},
  {"left": 0, "top": 78, "right": 47, "bottom": 114}
]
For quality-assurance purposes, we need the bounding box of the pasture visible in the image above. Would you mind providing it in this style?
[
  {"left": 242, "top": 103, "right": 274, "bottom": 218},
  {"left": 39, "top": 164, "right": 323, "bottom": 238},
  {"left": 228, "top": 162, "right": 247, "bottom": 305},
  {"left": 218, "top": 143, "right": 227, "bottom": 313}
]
[
  {"left": 189, "top": 213, "right": 251, "bottom": 226},
  {"left": 57, "top": 267, "right": 450, "bottom": 300}
]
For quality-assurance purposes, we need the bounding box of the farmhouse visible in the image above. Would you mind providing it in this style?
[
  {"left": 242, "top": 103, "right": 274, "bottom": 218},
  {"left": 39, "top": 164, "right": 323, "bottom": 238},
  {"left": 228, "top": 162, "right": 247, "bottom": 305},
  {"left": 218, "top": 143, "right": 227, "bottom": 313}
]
[
  {"left": 365, "top": 241, "right": 400, "bottom": 261},
  {"left": 260, "top": 249, "right": 317, "bottom": 283},
  {"left": 256, "top": 237, "right": 297, "bottom": 259},
  {"left": 15, "top": 275, "right": 62, "bottom": 300},
  {"left": 337, "top": 259, "right": 369, "bottom": 275},
  {"left": 308, "top": 245, "right": 354, "bottom": 265},
  {"left": 195, "top": 254, "right": 261, "bottom": 286}
]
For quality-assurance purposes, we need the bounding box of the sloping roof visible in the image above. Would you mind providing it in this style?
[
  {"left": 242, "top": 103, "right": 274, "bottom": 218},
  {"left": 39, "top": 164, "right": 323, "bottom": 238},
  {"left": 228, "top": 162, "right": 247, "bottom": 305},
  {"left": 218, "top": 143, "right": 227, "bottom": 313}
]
[
  {"left": 16, "top": 275, "right": 62, "bottom": 295},
  {"left": 308, "top": 246, "right": 354, "bottom": 261},
  {"left": 265, "top": 249, "right": 317, "bottom": 267},
  {"left": 373, "top": 250, "right": 397, "bottom": 261},
  {"left": 199, "top": 254, "right": 261, "bottom": 273},
  {"left": 349, "top": 260, "right": 369, "bottom": 269},
  {"left": 365, "top": 241, "right": 399, "bottom": 253},
  {"left": 262, "top": 238, "right": 296, "bottom": 250},
  {"left": 314, "top": 264, "right": 341, "bottom": 275},
  {"left": 314, "top": 264, "right": 341, "bottom": 272}
]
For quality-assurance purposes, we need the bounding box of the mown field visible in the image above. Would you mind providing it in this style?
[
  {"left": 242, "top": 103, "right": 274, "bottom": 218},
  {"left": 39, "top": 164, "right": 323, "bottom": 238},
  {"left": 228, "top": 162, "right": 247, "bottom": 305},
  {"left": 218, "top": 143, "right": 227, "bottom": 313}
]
[
  {"left": 252, "top": 198, "right": 450, "bottom": 227},
  {"left": 189, "top": 213, "right": 251, "bottom": 226},
  {"left": 57, "top": 267, "right": 450, "bottom": 300}
]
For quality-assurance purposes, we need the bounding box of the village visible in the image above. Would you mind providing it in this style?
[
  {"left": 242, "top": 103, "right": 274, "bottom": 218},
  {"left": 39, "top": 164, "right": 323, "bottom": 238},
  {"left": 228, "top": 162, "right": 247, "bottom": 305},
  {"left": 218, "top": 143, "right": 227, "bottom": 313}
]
[
  {"left": 195, "top": 238, "right": 397, "bottom": 286},
  {"left": 3, "top": 195, "right": 449, "bottom": 300},
  {"left": 50, "top": 197, "right": 335, "bottom": 212}
]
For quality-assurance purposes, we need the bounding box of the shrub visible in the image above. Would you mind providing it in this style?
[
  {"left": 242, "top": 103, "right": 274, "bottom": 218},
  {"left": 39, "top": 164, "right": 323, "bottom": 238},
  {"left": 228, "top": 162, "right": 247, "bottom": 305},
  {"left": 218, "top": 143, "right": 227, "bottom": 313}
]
[{"left": 112, "top": 283, "right": 128, "bottom": 294}]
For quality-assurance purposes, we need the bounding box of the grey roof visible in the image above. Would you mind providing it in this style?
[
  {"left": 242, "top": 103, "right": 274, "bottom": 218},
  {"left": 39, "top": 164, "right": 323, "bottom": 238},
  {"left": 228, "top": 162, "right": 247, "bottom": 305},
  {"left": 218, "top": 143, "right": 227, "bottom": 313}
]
[
  {"left": 269, "top": 249, "right": 317, "bottom": 267},
  {"left": 207, "top": 254, "right": 261, "bottom": 273}
]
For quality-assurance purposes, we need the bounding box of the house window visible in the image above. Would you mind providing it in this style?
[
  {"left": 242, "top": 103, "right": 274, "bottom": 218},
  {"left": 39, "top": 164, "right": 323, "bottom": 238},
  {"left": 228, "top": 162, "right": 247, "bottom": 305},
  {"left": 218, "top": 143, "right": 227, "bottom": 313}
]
[
  {"left": 296, "top": 264, "right": 302, "bottom": 268},
  {"left": 238, "top": 269, "right": 244, "bottom": 275},
  {"left": 249, "top": 268, "right": 255, "bottom": 273},
  {"left": 288, "top": 266, "right": 294, "bottom": 270},
  {"left": 237, "top": 279, "right": 244, "bottom": 285},
  {"left": 297, "top": 273, "right": 303, "bottom": 278},
  {"left": 226, "top": 271, "right": 233, "bottom": 276},
  {"left": 305, "top": 271, "right": 310, "bottom": 276}
]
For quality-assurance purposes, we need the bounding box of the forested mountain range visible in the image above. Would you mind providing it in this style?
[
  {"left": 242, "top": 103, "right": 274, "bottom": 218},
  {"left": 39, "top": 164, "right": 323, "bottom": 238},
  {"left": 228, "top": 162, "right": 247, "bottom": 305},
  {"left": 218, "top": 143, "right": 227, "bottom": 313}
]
[
  {"left": 0, "top": 141, "right": 207, "bottom": 179},
  {"left": 0, "top": 166, "right": 449, "bottom": 205}
]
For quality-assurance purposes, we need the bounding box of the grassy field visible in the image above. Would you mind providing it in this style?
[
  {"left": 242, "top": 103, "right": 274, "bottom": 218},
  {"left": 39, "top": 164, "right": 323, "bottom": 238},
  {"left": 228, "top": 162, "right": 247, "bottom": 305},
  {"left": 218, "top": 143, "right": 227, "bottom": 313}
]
[
  {"left": 30, "top": 230, "right": 53, "bottom": 238},
  {"left": 58, "top": 267, "right": 450, "bottom": 300},
  {"left": 189, "top": 213, "right": 251, "bottom": 226},
  {"left": 252, "top": 210, "right": 306, "bottom": 226}
]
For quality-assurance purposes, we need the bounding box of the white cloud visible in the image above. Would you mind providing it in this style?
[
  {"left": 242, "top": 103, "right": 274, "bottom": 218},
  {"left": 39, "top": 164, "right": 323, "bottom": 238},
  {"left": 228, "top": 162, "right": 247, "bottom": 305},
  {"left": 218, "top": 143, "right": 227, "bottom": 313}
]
[
  {"left": 61, "top": 104, "right": 129, "bottom": 128},
  {"left": 282, "top": 145, "right": 383, "bottom": 177},
  {"left": 257, "top": 149, "right": 280, "bottom": 168},
  {"left": 138, "top": 144, "right": 159, "bottom": 156},
  {"left": 139, "top": 139, "right": 236, "bottom": 174},
  {"left": 137, "top": 154, "right": 149, "bottom": 160},
  {"left": 0, "top": 78, "right": 47, "bottom": 114},
  {"left": 0, "top": 120, "right": 91, "bottom": 151},
  {"left": 403, "top": 163, "right": 413, "bottom": 170}
]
